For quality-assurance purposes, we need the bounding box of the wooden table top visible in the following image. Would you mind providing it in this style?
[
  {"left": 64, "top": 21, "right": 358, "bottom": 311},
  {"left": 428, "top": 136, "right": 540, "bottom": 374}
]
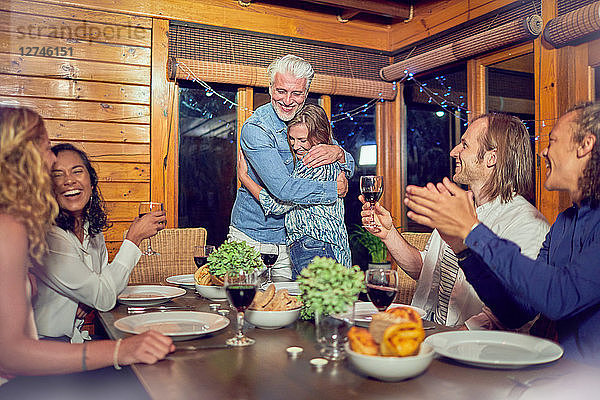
[{"left": 99, "top": 288, "right": 600, "bottom": 400}]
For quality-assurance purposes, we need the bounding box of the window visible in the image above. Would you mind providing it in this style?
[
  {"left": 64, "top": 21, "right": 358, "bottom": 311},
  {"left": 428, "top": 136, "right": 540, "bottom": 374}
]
[
  {"left": 486, "top": 52, "right": 536, "bottom": 204},
  {"left": 331, "top": 95, "right": 377, "bottom": 267},
  {"left": 404, "top": 65, "right": 467, "bottom": 231},
  {"left": 178, "top": 82, "right": 238, "bottom": 245}
]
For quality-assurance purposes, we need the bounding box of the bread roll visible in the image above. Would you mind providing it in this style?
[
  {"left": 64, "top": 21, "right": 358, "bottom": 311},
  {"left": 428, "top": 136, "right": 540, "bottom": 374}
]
[{"left": 348, "top": 327, "right": 379, "bottom": 356}]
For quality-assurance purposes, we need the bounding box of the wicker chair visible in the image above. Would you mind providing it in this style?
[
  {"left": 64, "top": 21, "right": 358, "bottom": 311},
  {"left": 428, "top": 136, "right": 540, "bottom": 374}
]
[
  {"left": 128, "top": 227, "right": 207, "bottom": 284},
  {"left": 393, "top": 232, "right": 431, "bottom": 304}
]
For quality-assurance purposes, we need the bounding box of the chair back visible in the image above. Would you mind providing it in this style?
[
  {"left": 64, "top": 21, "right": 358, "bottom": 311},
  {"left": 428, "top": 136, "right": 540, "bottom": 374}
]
[
  {"left": 128, "top": 227, "right": 207, "bottom": 284},
  {"left": 394, "top": 232, "right": 431, "bottom": 304}
]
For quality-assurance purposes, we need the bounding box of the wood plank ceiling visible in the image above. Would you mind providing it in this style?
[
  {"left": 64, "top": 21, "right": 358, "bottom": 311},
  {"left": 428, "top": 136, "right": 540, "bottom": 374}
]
[{"left": 237, "top": 0, "right": 414, "bottom": 23}]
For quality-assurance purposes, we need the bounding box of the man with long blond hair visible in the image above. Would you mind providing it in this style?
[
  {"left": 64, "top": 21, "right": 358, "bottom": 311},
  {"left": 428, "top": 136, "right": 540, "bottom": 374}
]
[
  {"left": 0, "top": 106, "right": 173, "bottom": 392},
  {"left": 362, "top": 113, "right": 549, "bottom": 329},
  {"left": 405, "top": 102, "right": 600, "bottom": 364}
]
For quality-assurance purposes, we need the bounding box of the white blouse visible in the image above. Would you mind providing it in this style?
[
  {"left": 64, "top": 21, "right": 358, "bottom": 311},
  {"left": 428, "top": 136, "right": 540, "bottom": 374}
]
[{"left": 32, "top": 225, "right": 141, "bottom": 342}]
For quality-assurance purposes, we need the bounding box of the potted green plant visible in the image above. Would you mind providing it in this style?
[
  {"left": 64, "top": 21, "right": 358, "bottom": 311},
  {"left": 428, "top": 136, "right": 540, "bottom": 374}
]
[
  {"left": 297, "top": 257, "right": 365, "bottom": 360},
  {"left": 207, "top": 241, "right": 263, "bottom": 285},
  {"left": 350, "top": 225, "right": 390, "bottom": 269}
]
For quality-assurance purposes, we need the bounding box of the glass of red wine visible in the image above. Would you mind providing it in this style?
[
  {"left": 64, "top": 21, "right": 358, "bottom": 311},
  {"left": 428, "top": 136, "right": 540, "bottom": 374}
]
[
  {"left": 193, "top": 245, "right": 216, "bottom": 269},
  {"left": 360, "top": 175, "right": 384, "bottom": 228},
  {"left": 138, "top": 202, "right": 164, "bottom": 255},
  {"left": 224, "top": 270, "right": 258, "bottom": 346},
  {"left": 260, "top": 244, "right": 279, "bottom": 286},
  {"left": 365, "top": 268, "right": 398, "bottom": 312}
]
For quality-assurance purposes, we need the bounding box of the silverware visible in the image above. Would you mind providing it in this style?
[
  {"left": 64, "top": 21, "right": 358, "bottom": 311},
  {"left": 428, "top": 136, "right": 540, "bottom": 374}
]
[
  {"left": 127, "top": 306, "right": 194, "bottom": 314},
  {"left": 174, "top": 344, "right": 233, "bottom": 351}
]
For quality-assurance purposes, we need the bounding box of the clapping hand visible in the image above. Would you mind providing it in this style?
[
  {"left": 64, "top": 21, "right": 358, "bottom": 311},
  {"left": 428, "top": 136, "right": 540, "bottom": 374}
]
[{"left": 404, "top": 177, "right": 478, "bottom": 243}]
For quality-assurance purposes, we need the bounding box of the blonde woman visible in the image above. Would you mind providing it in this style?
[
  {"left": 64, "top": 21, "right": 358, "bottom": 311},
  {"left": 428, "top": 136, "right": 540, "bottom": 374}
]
[{"left": 0, "top": 107, "right": 173, "bottom": 387}]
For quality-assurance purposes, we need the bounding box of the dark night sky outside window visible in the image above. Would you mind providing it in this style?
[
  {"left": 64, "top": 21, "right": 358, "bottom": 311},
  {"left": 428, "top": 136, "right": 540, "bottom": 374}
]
[
  {"left": 331, "top": 95, "right": 377, "bottom": 268},
  {"left": 178, "top": 82, "right": 238, "bottom": 246}
]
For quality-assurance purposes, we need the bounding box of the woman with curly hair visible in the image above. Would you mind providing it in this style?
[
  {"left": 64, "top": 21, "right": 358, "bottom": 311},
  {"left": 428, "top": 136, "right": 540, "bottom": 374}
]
[
  {"left": 0, "top": 107, "right": 173, "bottom": 387},
  {"left": 32, "top": 143, "right": 166, "bottom": 342}
]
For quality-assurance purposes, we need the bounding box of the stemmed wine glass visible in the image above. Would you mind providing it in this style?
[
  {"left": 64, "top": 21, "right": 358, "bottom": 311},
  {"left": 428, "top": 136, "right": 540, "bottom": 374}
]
[
  {"left": 138, "top": 202, "right": 164, "bottom": 255},
  {"left": 224, "top": 270, "right": 258, "bottom": 346},
  {"left": 193, "top": 245, "right": 216, "bottom": 268},
  {"left": 365, "top": 268, "right": 398, "bottom": 311},
  {"left": 260, "top": 244, "right": 279, "bottom": 286},
  {"left": 360, "top": 175, "right": 384, "bottom": 228}
]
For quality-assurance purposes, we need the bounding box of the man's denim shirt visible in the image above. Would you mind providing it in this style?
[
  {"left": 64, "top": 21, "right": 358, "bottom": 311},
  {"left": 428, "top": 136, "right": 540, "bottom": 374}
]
[{"left": 230, "top": 103, "right": 355, "bottom": 244}]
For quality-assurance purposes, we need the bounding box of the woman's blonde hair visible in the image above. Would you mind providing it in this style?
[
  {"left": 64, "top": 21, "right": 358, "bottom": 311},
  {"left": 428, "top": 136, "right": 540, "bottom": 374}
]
[{"left": 0, "top": 107, "right": 58, "bottom": 263}]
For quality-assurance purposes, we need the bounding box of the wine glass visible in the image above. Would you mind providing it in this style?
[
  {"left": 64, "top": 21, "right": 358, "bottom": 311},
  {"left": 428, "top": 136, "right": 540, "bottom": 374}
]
[
  {"left": 365, "top": 268, "right": 398, "bottom": 311},
  {"left": 224, "top": 270, "right": 258, "bottom": 346},
  {"left": 360, "top": 175, "right": 384, "bottom": 228},
  {"left": 260, "top": 244, "right": 279, "bottom": 286},
  {"left": 138, "top": 202, "right": 164, "bottom": 255},
  {"left": 193, "top": 245, "right": 216, "bottom": 268}
]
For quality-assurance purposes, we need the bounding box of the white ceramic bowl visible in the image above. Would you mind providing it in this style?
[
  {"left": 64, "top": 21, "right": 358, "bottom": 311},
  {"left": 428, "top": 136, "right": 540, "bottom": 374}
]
[
  {"left": 245, "top": 308, "right": 301, "bottom": 329},
  {"left": 345, "top": 342, "right": 434, "bottom": 381},
  {"left": 195, "top": 283, "right": 227, "bottom": 301}
]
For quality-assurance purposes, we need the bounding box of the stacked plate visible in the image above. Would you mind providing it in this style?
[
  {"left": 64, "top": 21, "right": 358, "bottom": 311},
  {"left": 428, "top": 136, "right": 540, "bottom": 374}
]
[{"left": 117, "top": 285, "right": 186, "bottom": 306}]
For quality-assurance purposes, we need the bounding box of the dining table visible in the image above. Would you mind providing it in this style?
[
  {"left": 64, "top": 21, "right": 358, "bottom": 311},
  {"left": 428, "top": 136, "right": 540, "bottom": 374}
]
[{"left": 99, "top": 287, "right": 600, "bottom": 400}]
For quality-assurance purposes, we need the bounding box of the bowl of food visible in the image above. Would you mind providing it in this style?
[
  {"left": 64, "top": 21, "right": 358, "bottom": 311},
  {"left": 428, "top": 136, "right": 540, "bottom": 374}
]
[
  {"left": 194, "top": 265, "right": 227, "bottom": 301},
  {"left": 345, "top": 306, "right": 432, "bottom": 381},
  {"left": 345, "top": 342, "right": 434, "bottom": 381},
  {"left": 195, "top": 283, "right": 227, "bottom": 301},
  {"left": 244, "top": 284, "right": 302, "bottom": 329}
]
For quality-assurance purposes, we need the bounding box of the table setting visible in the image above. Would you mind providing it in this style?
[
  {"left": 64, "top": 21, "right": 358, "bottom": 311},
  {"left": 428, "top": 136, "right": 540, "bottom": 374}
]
[{"left": 98, "top": 242, "right": 599, "bottom": 400}]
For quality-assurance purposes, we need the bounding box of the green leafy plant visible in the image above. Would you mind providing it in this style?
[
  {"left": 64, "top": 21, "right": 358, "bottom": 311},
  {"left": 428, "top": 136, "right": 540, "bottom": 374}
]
[
  {"left": 207, "top": 241, "right": 263, "bottom": 278},
  {"left": 350, "top": 225, "right": 388, "bottom": 264},
  {"left": 297, "top": 257, "right": 365, "bottom": 319}
]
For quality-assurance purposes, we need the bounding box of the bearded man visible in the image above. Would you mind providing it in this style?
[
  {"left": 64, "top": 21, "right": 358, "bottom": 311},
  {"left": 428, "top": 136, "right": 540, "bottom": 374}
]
[
  {"left": 230, "top": 54, "right": 354, "bottom": 281},
  {"left": 361, "top": 113, "right": 548, "bottom": 329}
]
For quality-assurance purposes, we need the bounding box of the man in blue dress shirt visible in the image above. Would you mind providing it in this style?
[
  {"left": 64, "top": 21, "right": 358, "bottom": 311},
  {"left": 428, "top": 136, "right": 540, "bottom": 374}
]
[
  {"left": 405, "top": 102, "right": 600, "bottom": 365},
  {"left": 229, "top": 55, "right": 354, "bottom": 281}
]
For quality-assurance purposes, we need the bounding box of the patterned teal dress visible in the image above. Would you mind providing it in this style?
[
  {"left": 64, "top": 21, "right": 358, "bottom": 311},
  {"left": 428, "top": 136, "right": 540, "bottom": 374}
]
[{"left": 258, "top": 160, "right": 351, "bottom": 268}]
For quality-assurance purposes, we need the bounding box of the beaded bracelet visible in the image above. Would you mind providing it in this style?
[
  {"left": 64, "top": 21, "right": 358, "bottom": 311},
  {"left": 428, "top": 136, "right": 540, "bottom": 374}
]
[
  {"left": 113, "top": 338, "right": 122, "bottom": 370},
  {"left": 81, "top": 341, "right": 88, "bottom": 371}
]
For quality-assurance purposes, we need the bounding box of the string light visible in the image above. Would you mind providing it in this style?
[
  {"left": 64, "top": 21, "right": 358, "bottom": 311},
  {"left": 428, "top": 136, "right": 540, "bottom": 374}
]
[
  {"left": 176, "top": 60, "right": 383, "bottom": 124},
  {"left": 177, "top": 61, "right": 554, "bottom": 137},
  {"left": 401, "top": 71, "right": 557, "bottom": 138}
]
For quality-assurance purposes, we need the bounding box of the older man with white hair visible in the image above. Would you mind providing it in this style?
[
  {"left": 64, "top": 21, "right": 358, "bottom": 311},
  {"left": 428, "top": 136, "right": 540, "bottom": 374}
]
[{"left": 229, "top": 54, "right": 354, "bottom": 281}]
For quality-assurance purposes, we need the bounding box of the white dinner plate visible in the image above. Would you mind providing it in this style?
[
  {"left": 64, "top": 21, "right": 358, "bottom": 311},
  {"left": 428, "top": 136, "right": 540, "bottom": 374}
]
[
  {"left": 424, "top": 330, "right": 563, "bottom": 369},
  {"left": 117, "top": 285, "right": 186, "bottom": 306},
  {"left": 114, "top": 311, "right": 230, "bottom": 341},
  {"left": 333, "top": 302, "right": 426, "bottom": 327},
  {"left": 166, "top": 274, "right": 196, "bottom": 288}
]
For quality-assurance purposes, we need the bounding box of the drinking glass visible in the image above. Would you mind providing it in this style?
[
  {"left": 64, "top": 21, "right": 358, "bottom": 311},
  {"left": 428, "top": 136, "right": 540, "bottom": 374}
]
[
  {"left": 260, "top": 244, "right": 279, "bottom": 286},
  {"left": 138, "top": 202, "right": 164, "bottom": 255},
  {"left": 193, "top": 245, "right": 216, "bottom": 268},
  {"left": 224, "top": 270, "right": 258, "bottom": 346},
  {"left": 360, "top": 175, "right": 384, "bottom": 228},
  {"left": 365, "top": 268, "right": 398, "bottom": 311}
]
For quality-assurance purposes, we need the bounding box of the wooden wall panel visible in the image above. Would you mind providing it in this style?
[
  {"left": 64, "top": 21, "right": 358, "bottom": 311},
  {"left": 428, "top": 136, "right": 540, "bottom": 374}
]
[
  {"left": 95, "top": 162, "right": 150, "bottom": 182},
  {"left": 0, "top": 75, "right": 150, "bottom": 104},
  {"left": 44, "top": 120, "right": 149, "bottom": 143},
  {"left": 0, "top": 54, "right": 150, "bottom": 84},
  {"left": 36, "top": 0, "right": 389, "bottom": 50},
  {"left": 2, "top": 0, "right": 152, "bottom": 258},
  {"left": 0, "top": 31, "right": 151, "bottom": 66},
  {"left": 0, "top": 96, "right": 150, "bottom": 123},
  {"left": 0, "top": 10, "right": 152, "bottom": 47}
]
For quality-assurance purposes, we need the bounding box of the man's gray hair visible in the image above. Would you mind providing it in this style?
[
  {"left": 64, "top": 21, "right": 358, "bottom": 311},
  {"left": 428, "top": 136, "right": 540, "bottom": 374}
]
[{"left": 267, "top": 54, "right": 314, "bottom": 92}]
